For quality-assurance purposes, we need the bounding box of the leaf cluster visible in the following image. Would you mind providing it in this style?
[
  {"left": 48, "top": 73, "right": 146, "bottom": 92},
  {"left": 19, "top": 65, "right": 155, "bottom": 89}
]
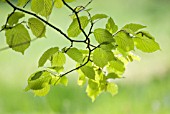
[{"left": 0, "top": 0, "right": 160, "bottom": 101}]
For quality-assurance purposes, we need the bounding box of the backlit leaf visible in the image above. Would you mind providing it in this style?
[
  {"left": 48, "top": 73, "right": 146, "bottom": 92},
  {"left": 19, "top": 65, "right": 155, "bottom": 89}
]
[
  {"left": 93, "top": 48, "right": 109, "bottom": 68},
  {"left": 67, "top": 16, "right": 89, "bottom": 37},
  {"left": 51, "top": 52, "right": 66, "bottom": 67},
  {"left": 122, "top": 23, "right": 146, "bottom": 32},
  {"left": 60, "top": 76, "right": 68, "bottom": 86},
  {"left": 17, "top": 0, "right": 29, "bottom": 6},
  {"left": 91, "top": 14, "right": 108, "bottom": 21},
  {"left": 33, "top": 85, "right": 50, "bottom": 96},
  {"left": 106, "top": 82, "right": 118, "bottom": 96},
  {"left": 78, "top": 74, "right": 86, "bottom": 86},
  {"left": 114, "top": 31, "right": 134, "bottom": 52},
  {"left": 94, "top": 28, "right": 114, "bottom": 43},
  {"left": 134, "top": 32, "right": 160, "bottom": 53},
  {"left": 28, "top": 18, "right": 46, "bottom": 38},
  {"left": 81, "top": 66, "right": 95, "bottom": 79},
  {"left": 31, "top": 0, "right": 44, "bottom": 14},
  {"left": 8, "top": 12, "right": 25, "bottom": 26},
  {"left": 106, "top": 17, "right": 118, "bottom": 34},
  {"left": 54, "top": 0, "right": 63, "bottom": 8},
  {"left": 38, "top": 47, "right": 59, "bottom": 67},
  {"left": 5, "top": 24, "right": 31, "bottom": 54},
  {"left": 66, "top": 48, "right": 83, "bottom": 63}
]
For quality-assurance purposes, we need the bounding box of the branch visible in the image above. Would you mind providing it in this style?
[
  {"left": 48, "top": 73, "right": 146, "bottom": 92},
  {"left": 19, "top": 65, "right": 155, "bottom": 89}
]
[{"left": 5, "top": 0, "right": 84, "bottom": 43}]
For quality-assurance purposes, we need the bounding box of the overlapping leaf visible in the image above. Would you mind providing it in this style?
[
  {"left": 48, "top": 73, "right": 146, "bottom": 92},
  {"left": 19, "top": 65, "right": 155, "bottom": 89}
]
[
  {"left": 8, "top": 12, "right": 25, "bottom": 26},
  {"left": 66, "top": 48, "right": 83, "bottom": 63}
]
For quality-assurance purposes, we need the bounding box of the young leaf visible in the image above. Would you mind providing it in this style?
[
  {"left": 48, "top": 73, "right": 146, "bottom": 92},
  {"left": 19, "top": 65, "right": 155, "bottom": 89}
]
[
  {"left": 106, "top": 17, "right": 118, "bottom": 34},
  {"left": 91, "top": 14, "right": 108, "bottom": 21},
  {"left": 93, "top": 48, "right": 109, "bottom": 68},
  {"left": 8, "top": 12, "right": 25, "bottom": 26},
  {"left": 33, "top": 85, "right": 50, "bottom": 96},
  {"left": 86, "top": 79, "right": 100, "bottom": 102},
  {"left": 60, "top": 76, "right": 68, "bottom": 86},
  {"left": 107, "top": 60, "right": 125, "bottom": 75},
  {"left": 51, "top": 52, "right": 66, "bottom": 67},
  {"left": 54, "top": 0, "right": 63, "bottom": 8},
  {"left": 94, "top": 28, "right": 114, "bottom": 44},
  {"left": 31, "top": 0, "right": 44, "bottom": 14},
  {"left": 38, "top": 47, "right": 59, "bottom": 67},
  {"left": 78, "top": 74, "right": 86, "bottom": 86},
  {"left": 80, "top": 66, "right": 95, "bottom": 79},
  {"left": 28, "top": 18, "right": 46, "bottom": 38},
  {"left": 106, "top": 73, "right": 121, "bottom": 79},
  {"left": 67, "top": 16, "right": 89, "bottom": 37},
  {"left": 66, "top": 48, "right": 83, "bottom": 63},
  {"left": 134, "top": 32, "right": 160, "bottom": 53},
  {"left": 17, "top": 0, "right": 29, "bottom": 6},
  {"left": 65, "top": 0, "right": 75, "bottom": 2},
  {"left": 122, "top": 23, "right": 146, "bottom": 32},
  {"left": 31, "top": 0, "right": 52, "bottom": 18},
  {"left": 26, "top": 71, "right": 52, "bottom": 91},
  {"left": 106, "top": 82, "right": 118, "bottom": 96},
  {"left": 114, "top": 31, "right": 134, "bottom": 52},
  {"left": 5, "top": 24, "right": 31, "bottom": 54}
]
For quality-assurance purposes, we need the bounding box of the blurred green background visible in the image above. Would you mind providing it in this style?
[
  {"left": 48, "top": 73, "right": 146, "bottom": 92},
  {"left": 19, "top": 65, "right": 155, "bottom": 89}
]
[{"left": 0, "top": 0, "right": 170, "bottom": 114}]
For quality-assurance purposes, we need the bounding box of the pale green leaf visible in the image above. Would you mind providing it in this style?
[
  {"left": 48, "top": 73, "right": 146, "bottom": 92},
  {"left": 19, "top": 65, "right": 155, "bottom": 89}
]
[
  {"left": 67, "top": 16, "right": 89, "bottom": 37},
  {"left": 33, "top": 85, "right": 50, "bottom": 96},
  {"left": 114, "top": 31, "right": 134, "bottom": 52},
  {"left": 106, "top": 73, "right": 121, "bottom": 79},
  {"left": 31, "top": 0, "right": 52, "bottom": 18},
  {"left": 86, "top": 79, "right": 100, "bottom": 102},
  {"left": 8, "top": 12, "right": 25, "bottom": 26},
  {"left": 80, "top": 66, "right": 95, "bottom": 79},
  {"left": 60, "top": 76, "right": 68, "bottom": 86},
  {"left": 91, "top": 14, "right": 108, "bottom": 21},
  {"left": 106, "top": 82, "right": 118, "bottom": 96},
  {"left": 28, "top": 18, "right": 46, "bottom": 38},
  {"left": 25, "top": 71, "right": 52, "bottom": 91},
  {"left": 65, "top": 0, "right": 75, "bottom": 2},
  {"left": 78, "top": 74, "right": 86, "bottom": 86},
  {"left": 17, "top": 0, "right": 29, "bottom": 6},
  {"left": 38, "top": 47, "right": 59, "bottom": 67},
  {"left": 134, "top": 32, "right": 160, "bottom": 53},
  {"left": 5, "top": 24, "right": 31, "bottom": 54},
  {"left": 66, "top": 48, "right": 83, "bottom": 63},
  {"left": 31, "top": 0, "right": 44, "bottom": 14},
  {"left": 122, "top": 23, "right": 146, "bottom": 32},
  {"left": 106, "top": 17, "right": 118, "bottom": 34},
  {"left": 51, "top": 52, "right": 66, "bottom": 67},
  {"left": 94, "top": 28, "right": 114, "bottom": 43},
  {"left": 93, "top": 48, "right": 109, "bottom": 68},
  {"left": 54, "top": 0, "right": 63, "bottom": 8},
  {"left": 107, "top": 60, "right": 125, "bottom": 75}
]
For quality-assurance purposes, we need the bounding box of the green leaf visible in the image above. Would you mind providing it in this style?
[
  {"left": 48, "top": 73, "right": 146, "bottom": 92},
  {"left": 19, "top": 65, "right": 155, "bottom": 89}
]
[
  {"left": 91, "top": 14, "right": 108, "bottom": 21},
  {"left": 65, "top": 0, "right": 75, "bottom": 2},
  {"left": 67, "top": 16, "right": 89, "bottom": 37},
  {"left": 106, "top": 82, "right": 118, "bottom": 96},
  {"left": 86, "top": 79, "right": 100, "bottom": 102},
  {"left": 80, "top": 66, "right": 95, "bottom": 79},
  {"left": 107, "top": 60, "right": 125, "bottom": 75},
  {"left": 78, "top": 74, "right": 86, "bottom": 86},
  {"left": 31, "top": 0, "right": 44, "bottom": 14},
  {"left": 38, "top": 47, "right": 59, "bottom": 67},
  {"left": 114, "top": 31, "right": 134, "bottom": 52},
  {"left": 17, "top": 0, "right": 29, "bottom": 6},
  {"left": 106, "top": 73, "right": 121, "bottom": 79},
  {"left": 94, "top": 28, "right": 114, "bottom": 44},
  {"left": 134, "top": 32, "right": 160, "bottom": 53},
  {"left": 54, "top": 0, "right": 63, "bottom": 8},
  {"left": 60, "top": 76, "right": 68, "bottom": 86},
  {"left": 66, "top": 48, "right": 83, "bottom": 63},
  {"left": 31, "top": 0, "right": 52, "bottom": 18},
  {"left": 51, "top": 52, "right": 66, "bottom": 67},
  {"left": 93, "top": 48, "right": 109, "bottom": 68},
  {"left": 8, "top": 12, "right": 25, "bottom": 26},
  {"left": 28, "top": 18, "right": 46, "bottom": 38},
  {"left": 25, "top": 71, "right": 52, "bottom": 91},
  {"left": 106, "top": 17, "right": 118, "bottom": 34},
  {"left": 122, "top": 23, "right": 146, "bottom": 33},
  {"left": 33, "top": 85, "right": 50, "bottom": 96},
  {"left": 5, "top": 24, "right": 31, "bottom": 54}
]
